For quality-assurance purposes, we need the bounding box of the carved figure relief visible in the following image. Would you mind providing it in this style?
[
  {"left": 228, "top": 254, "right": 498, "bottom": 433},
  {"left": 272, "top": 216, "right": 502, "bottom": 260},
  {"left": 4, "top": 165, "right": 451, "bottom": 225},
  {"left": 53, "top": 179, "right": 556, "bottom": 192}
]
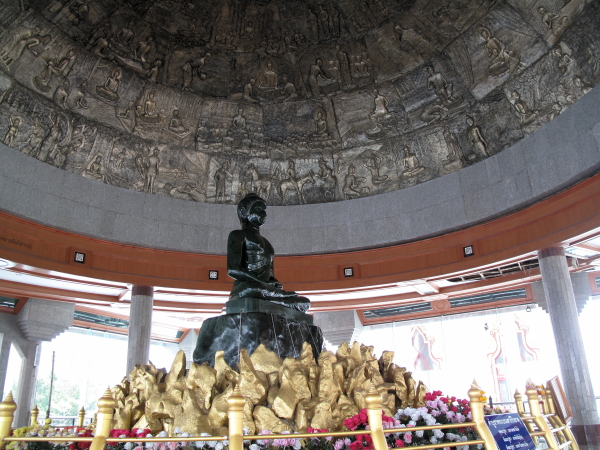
[
  {"left": 0, "top": 26, "right": 49, "bottom": 69},
  {"left": 3, "top": 115, "right": 21, "bottom": 147},
  {"left": 465, "top": 116, "right": 488, "bottom": 160},
  {"left": 33, "top": 48, "right": 76, "bottom": 92}
]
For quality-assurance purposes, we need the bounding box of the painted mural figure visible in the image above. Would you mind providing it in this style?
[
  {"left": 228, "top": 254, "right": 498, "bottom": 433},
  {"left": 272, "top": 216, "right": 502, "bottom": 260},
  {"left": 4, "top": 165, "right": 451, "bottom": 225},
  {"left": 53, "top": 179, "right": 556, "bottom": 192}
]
[{"left": 227, "top": 193, "right": 310, "bottom": 311}]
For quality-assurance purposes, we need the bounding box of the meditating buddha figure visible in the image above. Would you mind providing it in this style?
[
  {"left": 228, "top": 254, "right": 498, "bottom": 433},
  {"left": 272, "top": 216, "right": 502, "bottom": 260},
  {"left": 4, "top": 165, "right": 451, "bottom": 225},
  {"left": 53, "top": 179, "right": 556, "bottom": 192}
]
[{"left": 227, "top": 193, "right": 310, "bottom": 312}]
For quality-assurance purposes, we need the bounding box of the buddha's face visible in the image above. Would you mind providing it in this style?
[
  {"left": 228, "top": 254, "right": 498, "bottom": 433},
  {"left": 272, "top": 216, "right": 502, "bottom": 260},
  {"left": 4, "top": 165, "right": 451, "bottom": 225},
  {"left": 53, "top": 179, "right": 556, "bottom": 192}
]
[{"left": 247, "top": 200, "right": 267, "bottom": 227}]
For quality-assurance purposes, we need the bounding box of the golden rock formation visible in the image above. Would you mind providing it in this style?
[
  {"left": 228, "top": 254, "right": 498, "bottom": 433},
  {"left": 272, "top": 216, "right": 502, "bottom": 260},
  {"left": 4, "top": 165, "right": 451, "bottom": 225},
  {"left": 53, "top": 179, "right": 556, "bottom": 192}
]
[{"left": 112, "top": 342, "right": 427, "bottom": 435}]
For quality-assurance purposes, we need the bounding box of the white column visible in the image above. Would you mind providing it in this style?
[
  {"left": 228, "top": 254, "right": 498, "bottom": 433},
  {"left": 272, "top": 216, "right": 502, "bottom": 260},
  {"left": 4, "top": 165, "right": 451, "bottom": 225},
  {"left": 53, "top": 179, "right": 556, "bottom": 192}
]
[
  {"left": 14, "top": 340, "right": 40, "bottom": 427},
  {"left": 0, "top": 334, "right": 11, "bottom": 398},
  {"left": 126, "top": 286, "right": 154, "bottom": 375},
  {"left": 537, "top": 247, "right": 599, "bottom": 450}
]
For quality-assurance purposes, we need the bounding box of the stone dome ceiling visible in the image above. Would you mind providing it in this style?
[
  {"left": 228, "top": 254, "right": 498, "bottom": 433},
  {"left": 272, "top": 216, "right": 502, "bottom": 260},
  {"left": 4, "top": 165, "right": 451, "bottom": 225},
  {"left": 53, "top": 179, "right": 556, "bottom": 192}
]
[{"left": 0, "top": 0, "right": 599, "bottom": 206}]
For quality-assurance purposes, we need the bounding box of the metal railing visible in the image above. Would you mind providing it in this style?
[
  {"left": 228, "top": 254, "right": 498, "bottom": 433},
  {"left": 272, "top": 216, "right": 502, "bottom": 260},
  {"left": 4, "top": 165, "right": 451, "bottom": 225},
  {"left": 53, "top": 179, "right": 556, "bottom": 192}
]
[{"left": 0, "top": 382, "right": 573, "bottom": 450}]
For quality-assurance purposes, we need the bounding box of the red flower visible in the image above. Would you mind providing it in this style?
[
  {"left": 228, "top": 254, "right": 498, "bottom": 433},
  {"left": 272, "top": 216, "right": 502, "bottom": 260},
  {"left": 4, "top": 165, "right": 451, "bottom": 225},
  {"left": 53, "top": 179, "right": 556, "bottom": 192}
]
[
  {"left": 396, "top": 439, "right": 405, "bottom": 448},
  {"left": 350, "top": 440, "right": 363, "bottom": 450}
]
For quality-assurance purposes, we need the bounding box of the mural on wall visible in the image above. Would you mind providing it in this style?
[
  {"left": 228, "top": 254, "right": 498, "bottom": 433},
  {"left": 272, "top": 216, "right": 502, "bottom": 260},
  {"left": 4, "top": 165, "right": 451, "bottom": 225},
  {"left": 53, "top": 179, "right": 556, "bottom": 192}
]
[{"left": 0, "top": 0, "right": 599, "bottom": 205}]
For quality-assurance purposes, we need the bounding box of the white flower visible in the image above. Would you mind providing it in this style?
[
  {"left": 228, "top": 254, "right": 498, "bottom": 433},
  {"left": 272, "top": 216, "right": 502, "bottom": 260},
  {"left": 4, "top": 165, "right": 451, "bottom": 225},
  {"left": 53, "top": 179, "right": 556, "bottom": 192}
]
[
  {"left": 433, "top": 429, "right": 444, "bottom": 439},
  {"left": 145, "top": 442, "right": 155, "bottom": 449},
  {"left": 446, "top": 433, "right": 457, "bottom": 441},
  {"left": 408, "top": 421, "right": 417, "bottom": 427},
  {"left": 461, "top": 436, "right": 468, "bottom": 441},
  {"left": 293, "top": 439, "right": 302, "bottom": 450},
  {"left": 249, "top": 444, "right": 259, "bottom": 450},
  {"left": 158, "top": 432, "right": 168, "bottom": 438},
  {"left": 477, "top": 445, "right": 484, "bottom": 449},
  {"left": 215, "top": 443, "right": 223, "bottom": 450},
  {"left": 174, "top": 428, "right": 181, "bottom": 434},
  {"left": 181, "top": 432, "right": 189, "bottom": 437},
  {"left": 243, "top": 428, "right": 250, "bottom": 435},
  {"left": 430, "top": 437, "right": 438, "bottom": 444},
  {"left": 124, "top": 443, "right": 133, "bottom": 450},
  {"left": 415, "top": 431, "right": 424, "bottom": 438},
  {"left": 425, "top": 417, "right": 437, "bottom": 426}
]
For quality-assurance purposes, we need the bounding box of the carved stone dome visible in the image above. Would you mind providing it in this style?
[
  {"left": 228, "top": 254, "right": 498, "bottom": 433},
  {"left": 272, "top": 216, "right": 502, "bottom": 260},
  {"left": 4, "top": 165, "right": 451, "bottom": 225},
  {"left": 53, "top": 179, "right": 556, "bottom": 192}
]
[{"left": 0, "top": 0, "right": 599, "bottom": 207}]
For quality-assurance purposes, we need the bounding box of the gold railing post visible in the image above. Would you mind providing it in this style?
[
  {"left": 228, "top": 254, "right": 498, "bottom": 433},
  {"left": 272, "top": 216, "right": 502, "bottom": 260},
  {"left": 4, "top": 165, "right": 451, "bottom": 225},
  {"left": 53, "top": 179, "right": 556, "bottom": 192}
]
[
  {"left": 78, "top": 407, "right": 85, "bottom": 428},
  {"left": 515, "top": 389, "right": 536, "bottom": 441},
  {"left": 526, "top": 386, "right": 558, "bottom": 450},
  {"left": 227, "top": 385, "right": 245, "bottom": 450},
  {"left": 90, "top": 388, "right": 116, "bottom": 450},
  {"left": 30, "top": 405, "right": 39, "bottom": 427},
  {"left": 514, "top": 390, "right": 525, "bottom": 415},
  {"left": 365, "top": 382, "right": 388, "bottom": 450},
  {"left": 544, "top": 385, "right": 579, "bottom": 450},
  {"left": 468, "top": 381, "right": 496, "bottom": 450},
  {"left": 0, "top": 392, "right": 17, "bottom": 450}
]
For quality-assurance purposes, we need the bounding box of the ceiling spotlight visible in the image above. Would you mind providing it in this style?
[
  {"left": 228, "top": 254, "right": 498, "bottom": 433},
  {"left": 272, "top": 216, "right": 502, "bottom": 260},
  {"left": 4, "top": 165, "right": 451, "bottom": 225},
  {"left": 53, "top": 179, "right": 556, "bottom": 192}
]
[{"left": 526, "top": 306, "right": 532, "bottom": 312}]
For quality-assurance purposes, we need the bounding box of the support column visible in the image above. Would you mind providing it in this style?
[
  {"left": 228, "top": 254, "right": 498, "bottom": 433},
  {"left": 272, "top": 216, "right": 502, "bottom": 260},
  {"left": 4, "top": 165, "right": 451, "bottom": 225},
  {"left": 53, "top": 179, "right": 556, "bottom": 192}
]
[
  {"left": 126, "top": 286, "right": 154, "bottom": 375},
  {"left": 0, "top": 335, "right": 10, "bottom": 398},
  {"left": 537, "top": 247, "right": 599, "bottom": 450},
  {"left": 14, "top": 340, "right": 40, "bottom": 427},
  {"left": 313, "top": 310, "right": 363, "bottom": 347},
  {"left": 13, "top": 298, "right": 74, "bottom": 427}
]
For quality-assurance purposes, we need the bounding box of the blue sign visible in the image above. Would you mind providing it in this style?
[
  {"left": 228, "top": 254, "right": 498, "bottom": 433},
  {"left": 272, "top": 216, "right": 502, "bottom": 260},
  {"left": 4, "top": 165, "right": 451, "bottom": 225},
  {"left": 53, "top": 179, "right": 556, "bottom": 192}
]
[{"left": 484, "top": 413, "right": 537, "bottom": 450}]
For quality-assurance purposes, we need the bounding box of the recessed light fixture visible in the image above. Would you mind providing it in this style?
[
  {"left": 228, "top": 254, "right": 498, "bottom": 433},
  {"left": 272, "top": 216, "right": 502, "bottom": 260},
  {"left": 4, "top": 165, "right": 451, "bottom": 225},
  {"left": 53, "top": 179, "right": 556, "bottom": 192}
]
[
  {"left": 74, "top": 251, "right": 86, "bottom": 264},
  {"left": 526, "top": 305, "right": 532, "bottom": 312},
  {"left": 344, "top": 267, "right": 354, "bottom": 277},
  {"left": 463, "top": 245, "right": 474, "bottom": 258},
  {"left": 208, "top": 270, "right": 219, "bottom": 280}
]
